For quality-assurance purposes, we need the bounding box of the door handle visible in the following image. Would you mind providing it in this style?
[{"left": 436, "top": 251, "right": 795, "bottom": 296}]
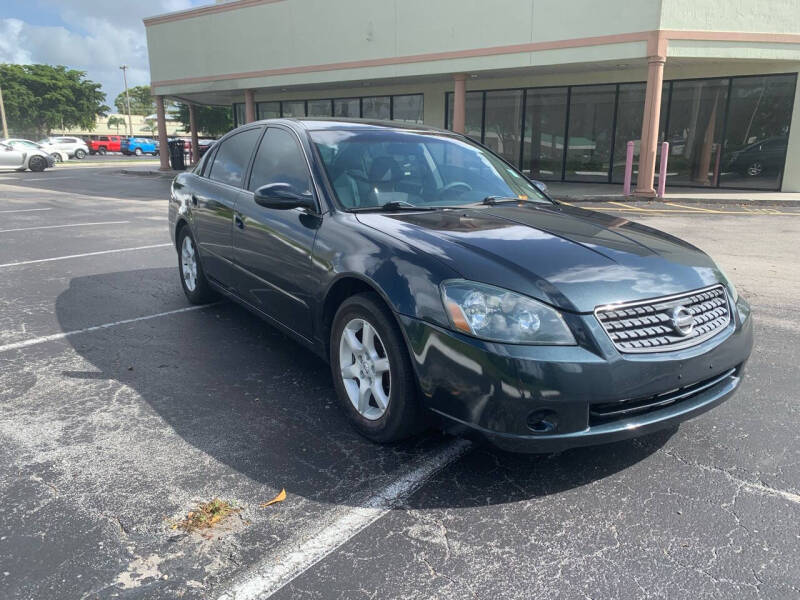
[
  {"left": 234, "top": 214, "right": 245, "bottom": 229},
  {"left": 191, "top": 194, "right": 198, "bottom": 206}
]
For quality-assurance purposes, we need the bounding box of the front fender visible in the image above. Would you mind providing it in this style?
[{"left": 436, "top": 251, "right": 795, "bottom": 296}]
[{"left": 314, "top": 213, "right": 460, "bottom": 327}]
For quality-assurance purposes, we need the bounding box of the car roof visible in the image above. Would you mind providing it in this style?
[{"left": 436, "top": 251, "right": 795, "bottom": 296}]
[{"left": 252, "top": 117, "right": 453, "bottom": 135}]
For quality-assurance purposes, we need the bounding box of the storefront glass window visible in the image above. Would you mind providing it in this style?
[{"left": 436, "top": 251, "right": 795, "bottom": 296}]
[
  {"left": 564, "top": 84, "right": 616, "bottom": 182},
  {"left": 522, "top": 87, "right": 567, "bottom": 180},
  {"left": 392, "top": 94, "right": 424, "bottom": 123},
  {"left": 445, "top": 91, "right": 484, "bottom": 141},
  {"left": 233, "top": 103, "right": 245, "bottom": 128},
  {"left": 334, "top": 98, "right": 360, "bottom": 118},
  {"left": 281, "top": 101, "right": 306, "bottom": 117},
  {"left": 307, "top": 99, "right": 333, "bottom": 117},
  {"left": 483, "top": 90, "right": 523, "bottom": 165},
  {"left": 256, "top": 101, "right": 280, "bottom": 120},
  {"left": 664, "top": 78, "right": 729, "bottom": 187},
  {"left": 720, "top": 74, "right": 796, "bottom": 190},
  {"left": 361, "top": 96, "right": 390, "bottom": 120}
]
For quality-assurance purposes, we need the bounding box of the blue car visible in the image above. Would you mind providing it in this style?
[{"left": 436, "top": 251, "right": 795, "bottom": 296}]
[{"left": 121, "top": 137, "right": 159, "bottom": 156}]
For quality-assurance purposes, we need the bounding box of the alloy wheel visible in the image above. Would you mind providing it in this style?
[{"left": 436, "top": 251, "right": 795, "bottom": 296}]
[
  {"left": 181, "top": 235, "right": 198, "bottom": 292},
  {"left": 747, "top": 161, "right": 763, "bottom": 177},
  {"left": 338, "top": 318, "right": 391, "bottom": 421}
]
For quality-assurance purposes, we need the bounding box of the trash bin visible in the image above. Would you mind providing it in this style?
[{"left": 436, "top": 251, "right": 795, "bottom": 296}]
[{"left": 168, "top": 139, "right": 185, "bottom": 171}]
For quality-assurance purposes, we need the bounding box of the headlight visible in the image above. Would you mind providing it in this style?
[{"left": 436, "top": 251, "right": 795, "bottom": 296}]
[{"left": 440, "top": 280, "right": 575, "bottom": 345}]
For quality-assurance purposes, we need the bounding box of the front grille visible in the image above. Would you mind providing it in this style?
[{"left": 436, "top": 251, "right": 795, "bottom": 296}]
[
  {"left": 589, "top": 367, "right": 738, "bottom": 425},
  {"left": 595, "top": 285, "right": 731, "bottom": 353}
]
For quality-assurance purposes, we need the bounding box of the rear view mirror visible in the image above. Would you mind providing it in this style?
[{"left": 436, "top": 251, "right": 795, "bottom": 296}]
[{"left": 254, "top": 183, "right": 315, "bottom": 210}]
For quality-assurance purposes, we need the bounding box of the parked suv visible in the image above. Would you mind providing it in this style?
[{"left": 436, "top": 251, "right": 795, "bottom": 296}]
[
  {"left": 38, "top": 136, "right": 89, "bottom": 160},
  {"left": 89, "top": 135, "right": 123, "bottom": 155},
  {"left": 121, "top": 137, "right": 159, "bottom": 156}
]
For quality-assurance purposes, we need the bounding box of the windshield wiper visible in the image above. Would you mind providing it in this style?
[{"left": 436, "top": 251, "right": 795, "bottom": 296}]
[
  {"left": 481, "top": 195, "right": 523, "bottom": 205},
  {"left": 349, "top": 201, "right": 439, "bottom": 213}
]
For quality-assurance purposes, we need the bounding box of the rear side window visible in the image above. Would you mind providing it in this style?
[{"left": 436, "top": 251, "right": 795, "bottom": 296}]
[
  {"left": 248, "top": 128, "right": 312, "bottom": 193},
  {"left": 208, "top": 128, "right": 262, "bottom": 187}
]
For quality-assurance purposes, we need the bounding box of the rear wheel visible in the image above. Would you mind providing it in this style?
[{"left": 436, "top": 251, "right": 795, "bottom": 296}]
[
  {"left": 28, "top": 156, "right": 46, "bottom": 172},
  {"left": 98, "top": 147, "right": 107, "bottom": 156},
  {"left": 177, "top": 227, "right": 216, "bottom": 304},
  {"left": 74, "top": 149, "right": 86, "bottom": 159},
  {"left": 746, "top": 161, "right": 764, "bottom": 177},
  {"left": 330, "top": 293, "right": 424, "bottom": 443},
  {"left": 134, "top": 148, "right": 143, "bottom": 156}
]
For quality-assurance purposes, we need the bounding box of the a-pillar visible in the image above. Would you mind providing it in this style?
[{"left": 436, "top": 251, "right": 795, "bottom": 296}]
[
  {"left": 188, "top": 103, "right": 200, "bottom": 164},
  {"left": 155, "top": 95, "right": 170, "bottom": 171},
  {"left": 245, "top": 89, "right": 256, "bottom": 124},
  {"left": 452, "top": 74, "right": 467, "bottom": 134},
  {"left": 634, "top": 33, "right": 667, "bottom": 197}
]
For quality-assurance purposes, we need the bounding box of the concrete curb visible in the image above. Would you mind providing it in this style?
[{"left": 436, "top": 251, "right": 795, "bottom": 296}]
[
  {"left": 553, "top": 195, "right": 800, "bottom": 208},
  {"left": 119, "top": 169, "right": 178, "bottom": 178}
]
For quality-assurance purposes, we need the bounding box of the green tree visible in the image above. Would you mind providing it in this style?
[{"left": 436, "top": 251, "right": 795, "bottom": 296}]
[
  {"left": 114, "top": 85, "right": 154, "bottom": 116},
  {"left": 0, "top": 64, "right": 109, "bottom": 136},
  {"left": 107, "top": 115, "right": 127, "bottom": 134},
  {"left": 175, "top": 103, "right": 233, "bottom": 137}
]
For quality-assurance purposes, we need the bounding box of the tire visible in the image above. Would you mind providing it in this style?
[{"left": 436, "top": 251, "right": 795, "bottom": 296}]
[
  {"left": 330, "top": 293, "right": 424, "bottom": 443},
  {"left": 177, "top": 227, "right": 216, "bottom": 304},
  {"left": 134, "top": 148, "right": 142, "bottom": 156},
  {"left": 746, "top": 161, "right": 763, "bottom": 177},
  {"left": 51, "top": 153, "right": 62, "bottom": 163},
  {"left": 28, "top": 156, "right": 46, "bottom": 172},
  {"left": 98, "top": 147, "right": 107, "bottom": 156},
  {"left": 74, "top": 149, "right": 86, "bottom": 159}
]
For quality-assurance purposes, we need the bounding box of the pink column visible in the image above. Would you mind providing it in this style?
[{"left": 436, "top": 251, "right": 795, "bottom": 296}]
[
  {"left": 623, "top": 141, "right": 635, "bottom": 196},
  {"left": 657, "top": 141, "right": 669, "bottom": 198},
  {"left": 188, "top": 103, "right": 200, "bottom": 165},
  {"left": 244, "top": 89, "right": 256, "bottom": 124},
  {"left": 634, "top": 33, "right": 667, "bottom": 198},
  {"left": 452, "top": 74, "right": 467, "bottom": 134},
  {"left": 155, "top": 94, "right": 170, "bottom": 171}
]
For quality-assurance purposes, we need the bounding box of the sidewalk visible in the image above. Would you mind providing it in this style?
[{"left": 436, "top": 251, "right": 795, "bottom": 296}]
[{"left": 545, "top": 182, "right": 800, "bottom": 206}]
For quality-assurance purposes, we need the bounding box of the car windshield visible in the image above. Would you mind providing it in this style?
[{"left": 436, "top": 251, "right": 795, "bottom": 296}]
[{"left": 309, "top": 129, "right": 550, "bottom": 210}]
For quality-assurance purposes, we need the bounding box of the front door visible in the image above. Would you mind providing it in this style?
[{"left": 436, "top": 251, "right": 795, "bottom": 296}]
[
  {"left": 233, "top": 127, "right": 319, "bottom": 339},
  {"left": 0, "top": 144, "right": 25, "bottom": 168},
  {"left": 193, "top": 126, "right": 263, "bottom": 289}
]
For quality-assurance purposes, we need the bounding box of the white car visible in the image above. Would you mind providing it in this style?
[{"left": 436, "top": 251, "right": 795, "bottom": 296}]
[
  {"left": 38, "top": 136, "right": 89, "bottom": 160},
  {"left": 0, "top": 140, "right": 55, "bottom": 172},
  {"left": 2, "top": 138, "right": 69, "bottom": 163}
]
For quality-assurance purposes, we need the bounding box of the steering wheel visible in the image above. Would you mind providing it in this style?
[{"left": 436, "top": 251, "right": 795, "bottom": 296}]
[{"left": 438, "top": 181, "right": 473, "bottom": 200}]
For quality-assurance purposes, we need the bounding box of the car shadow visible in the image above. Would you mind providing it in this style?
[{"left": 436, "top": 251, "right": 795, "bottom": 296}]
[{"left": 54, "top": 268, "right": 671, "bottom": 510}]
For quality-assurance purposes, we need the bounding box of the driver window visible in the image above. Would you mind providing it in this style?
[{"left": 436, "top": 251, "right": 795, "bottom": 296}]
[{"left": 248, "top": 128, "right": 312, "bottom": 194}]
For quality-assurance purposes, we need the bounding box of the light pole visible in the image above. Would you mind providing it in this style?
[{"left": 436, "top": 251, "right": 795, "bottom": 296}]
[
  {"left": 119, "top": 65, "right": 133, "bottom": 137},
  {"left": 0, "top": 83, "right": 8, "bottom": 139}
]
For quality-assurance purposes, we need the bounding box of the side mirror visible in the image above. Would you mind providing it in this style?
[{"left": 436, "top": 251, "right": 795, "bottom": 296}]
[{"left": 254, "top": 183, "right": 315, "bottom": 211}]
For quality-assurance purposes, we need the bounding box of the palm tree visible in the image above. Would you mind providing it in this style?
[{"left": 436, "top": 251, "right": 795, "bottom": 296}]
[{"left": 107, "top": 116, "right": 126, "bottom": 135}]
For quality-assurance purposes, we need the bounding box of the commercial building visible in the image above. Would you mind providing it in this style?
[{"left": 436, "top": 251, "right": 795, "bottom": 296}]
[{"left": 144, "top": 0, "right": 800, "bottom": 193}]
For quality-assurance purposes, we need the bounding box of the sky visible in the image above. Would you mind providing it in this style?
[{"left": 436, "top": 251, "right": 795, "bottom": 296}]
[{"left": 0, "top": 0, "right": 209, "bottom": 109}]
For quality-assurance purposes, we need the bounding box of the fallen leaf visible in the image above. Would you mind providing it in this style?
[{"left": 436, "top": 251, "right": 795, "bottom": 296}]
[{"left": 260, "top": 488, "right": 286, "bottom": 508}]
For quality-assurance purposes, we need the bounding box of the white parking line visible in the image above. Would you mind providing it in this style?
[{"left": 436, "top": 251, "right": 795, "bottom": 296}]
[
  {"left": 0, "top": 304, "right": 217, "bottom": 354},
  {"left": 0, "top": 208, "right": 53, "bottom": 214},
  {"left": 0, "top": 220, "right": 129, "bottom": 234},
  {"left": 0, "top": 243, "right": 171, "bottom": 268},
  {"left": 218, "top": 439, "right": 472, "bottom": 600}
]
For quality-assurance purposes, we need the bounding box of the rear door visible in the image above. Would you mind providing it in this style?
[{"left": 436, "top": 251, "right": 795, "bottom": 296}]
[
  {"left": 192, "top": 125, "right": 263, "bottom": 290},
  {"left": 233, "top": 126, "right": 319, "bottom": 338}
]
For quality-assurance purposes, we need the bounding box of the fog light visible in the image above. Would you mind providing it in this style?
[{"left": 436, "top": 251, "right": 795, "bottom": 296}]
[{"left": 526, "top": 409, "right": 559, "bottom": 434}]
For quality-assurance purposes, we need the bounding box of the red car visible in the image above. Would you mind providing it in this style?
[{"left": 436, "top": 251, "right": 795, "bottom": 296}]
[{"left": 89, "top": 135, "right": 122, "bottom": 155}]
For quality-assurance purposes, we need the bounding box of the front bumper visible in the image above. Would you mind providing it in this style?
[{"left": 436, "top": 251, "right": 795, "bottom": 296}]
[{"left": 398, "top": 299, "right": 753, "bottom": 453}]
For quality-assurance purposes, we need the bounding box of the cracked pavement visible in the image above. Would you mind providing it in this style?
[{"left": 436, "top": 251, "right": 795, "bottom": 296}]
[{"left": 0, "top": 167, "right": 798, "bottom": 599}]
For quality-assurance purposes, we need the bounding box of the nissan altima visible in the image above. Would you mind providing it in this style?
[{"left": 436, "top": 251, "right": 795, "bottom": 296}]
[{"left": 168, "top": 119, "right": 752, "bottom": 452}]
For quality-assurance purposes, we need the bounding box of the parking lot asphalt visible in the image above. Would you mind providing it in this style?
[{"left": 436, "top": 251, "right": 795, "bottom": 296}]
[{"left": 1, "top": 165, "right": 798, "bottom": 599}]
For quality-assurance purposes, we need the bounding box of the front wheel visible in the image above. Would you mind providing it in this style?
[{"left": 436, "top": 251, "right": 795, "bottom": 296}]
[
  {"left": 51, "top": 153, "right": 62, "bottom": 163},
  {"left": 330, "top": 293, "right": 424, "bottom": 443},
  {"left": 28, "top": 156, "right": 46, "bottom": 172},
  {"left": 74, "top": 149, "right": 86, "bottom": 159},
  {"left": 177, "top": 227, "right": 216, "bottom": 304}
]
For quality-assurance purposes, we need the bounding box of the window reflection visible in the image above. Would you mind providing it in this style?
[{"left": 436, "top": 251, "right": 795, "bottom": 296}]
[
  {"left": 522, "top": 87, "right": 567, "bottom": 181},
  {"left": 564, "top": 85, "right": 616, "bottom": 182}
]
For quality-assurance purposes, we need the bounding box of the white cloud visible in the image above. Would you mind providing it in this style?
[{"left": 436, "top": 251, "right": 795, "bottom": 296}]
[{"left": 0, "top": 0, "right": 201, "bottom": 106}]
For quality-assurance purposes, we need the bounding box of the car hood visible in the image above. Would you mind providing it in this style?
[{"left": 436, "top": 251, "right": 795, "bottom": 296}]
[{"left": 356, "top": 203, "right": 726, "bottom": 313}]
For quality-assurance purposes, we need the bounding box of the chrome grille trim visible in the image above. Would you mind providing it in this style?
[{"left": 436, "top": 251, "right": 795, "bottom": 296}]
[{"left": 594, "top": 284, "right": 731, "bottom": 353}]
